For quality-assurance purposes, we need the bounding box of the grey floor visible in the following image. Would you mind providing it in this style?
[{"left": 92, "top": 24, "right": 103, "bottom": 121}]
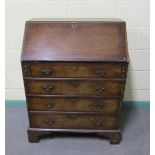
[{"left": 6, "top": 108, "right": 149, "bottom": 155}]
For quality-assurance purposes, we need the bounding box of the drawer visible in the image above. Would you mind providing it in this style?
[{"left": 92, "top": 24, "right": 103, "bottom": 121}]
[
  {"left": 22, "top": 62, "right": 126, "bottom": 78},
  {"left": 28, "top": 97, "right": 121, "bottom": 113},
  {"left": 29, "top": 112, "right": 118, "bottom": 130},
  {"left": 25, "top": 79, "right": 125, "bottom": 96}
]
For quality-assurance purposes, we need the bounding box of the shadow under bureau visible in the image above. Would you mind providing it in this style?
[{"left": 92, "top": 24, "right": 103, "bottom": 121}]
[{"left": 21, "top": 18, "right": 129, "bottom": 144}]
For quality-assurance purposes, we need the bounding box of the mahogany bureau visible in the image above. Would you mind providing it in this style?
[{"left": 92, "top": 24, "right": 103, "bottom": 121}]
[{"left": 21, "top": 18, "right": 129, "bottom": 144}]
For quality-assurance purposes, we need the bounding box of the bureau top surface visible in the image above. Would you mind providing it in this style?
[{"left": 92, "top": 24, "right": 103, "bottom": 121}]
[{"left": 21, "top": 18, "right": 128, "bottom": 62}]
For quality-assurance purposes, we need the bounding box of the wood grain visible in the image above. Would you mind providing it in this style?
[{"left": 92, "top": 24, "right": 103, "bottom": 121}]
[
  {"left": 22, "top": 62, "right": 126, "bottom": 78},
  {"left": 25, "top": 79, "right": 125, "bottom": 96},
  {"left": 21, "top": 21, "right": 128, "bottom": 62},
  {"left": 27, "top": 97, "right": 121, "bottom": 113},
  {"left": 29, "top": 112, "right": 118, "bottom": 130}
]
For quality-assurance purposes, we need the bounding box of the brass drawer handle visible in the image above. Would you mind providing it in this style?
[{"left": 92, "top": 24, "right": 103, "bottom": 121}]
[
  {"left": 45, "top": 103, "right": 54, "bottom": 109},
  {"left": 70, "top": 97, "right": 78, "bottom": 103},
  {"left": 42, "top": 84, "right": 53, "bottom": 92},
  {"left": 41, "top": 68, "right": 52, "bottom": 76},
  {"left": 45, "top": 119, "right": 54, "bottom": 126},
  {"left": 96, "top": 69, "right": 107, "bottom": 77},
  {"left": 96, "top": 87, "right": 106, "bottom": 93},
  {"left": 67, "top": 114, "right": 78, "bottom": 120},
  {"left": 93, "top": 103, "right": 104, "bottom": 109}
]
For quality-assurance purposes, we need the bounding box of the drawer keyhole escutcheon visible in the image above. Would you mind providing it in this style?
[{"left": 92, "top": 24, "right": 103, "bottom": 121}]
[
  {"left": 41, "top": 68, "right": 52, "bottom": 76},
  {"left": 96, "top": 87, "right": 106, "bottom": 93},
  {"left": 94, "top": 103, "right": 104, "bottom": 109},
  {"left": 67, "top": 115, "right": 78, "bottom": 120},
  {"left": 71, "top": 23, "right": 79, "bottom": 31},
  {"left": 70, "top": 81, "right": 80, "bottom": 87},
  {"left": 46, "top": 102, "right": 54, "bottom": 109},
  {"left": 96, "top": 69, "right": 107, "bottom": 77},
  {"left": 42, "top": 84, "right": 53, "bottom": 92},
  {"left": 70, "top": 97, "right": 78, "bottom": 103},
  {"left": 70, "top": 66, "right": 78, "bottom": 72},
  {"left": 93, "top": 119, "right": 104, "bottom": 127},
  {"left": 45, "top": 119, "right": 54, "bottom": 126}
]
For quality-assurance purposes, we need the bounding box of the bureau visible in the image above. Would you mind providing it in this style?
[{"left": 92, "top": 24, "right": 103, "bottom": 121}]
[{"left": 21, "top": 18, "right": 129, "bottom": 144}]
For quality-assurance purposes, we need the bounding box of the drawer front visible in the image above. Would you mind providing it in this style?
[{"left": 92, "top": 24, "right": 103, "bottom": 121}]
[
  {"left": 28, "top": 97, "right": 121, "bottom": 113},
  {"left": 29, "top": 113, "right": 118, "bottom": 130},
  {"left": 25, "top": 80, "right": 125, "bottom": 96},
  {"left": 22, "top": 62, "right": 126, "bottom": 78}
]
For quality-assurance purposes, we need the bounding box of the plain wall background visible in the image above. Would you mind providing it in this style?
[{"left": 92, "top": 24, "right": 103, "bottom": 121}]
[{"left": 5, "top": 0, "right": 150, "bottom": 101}]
